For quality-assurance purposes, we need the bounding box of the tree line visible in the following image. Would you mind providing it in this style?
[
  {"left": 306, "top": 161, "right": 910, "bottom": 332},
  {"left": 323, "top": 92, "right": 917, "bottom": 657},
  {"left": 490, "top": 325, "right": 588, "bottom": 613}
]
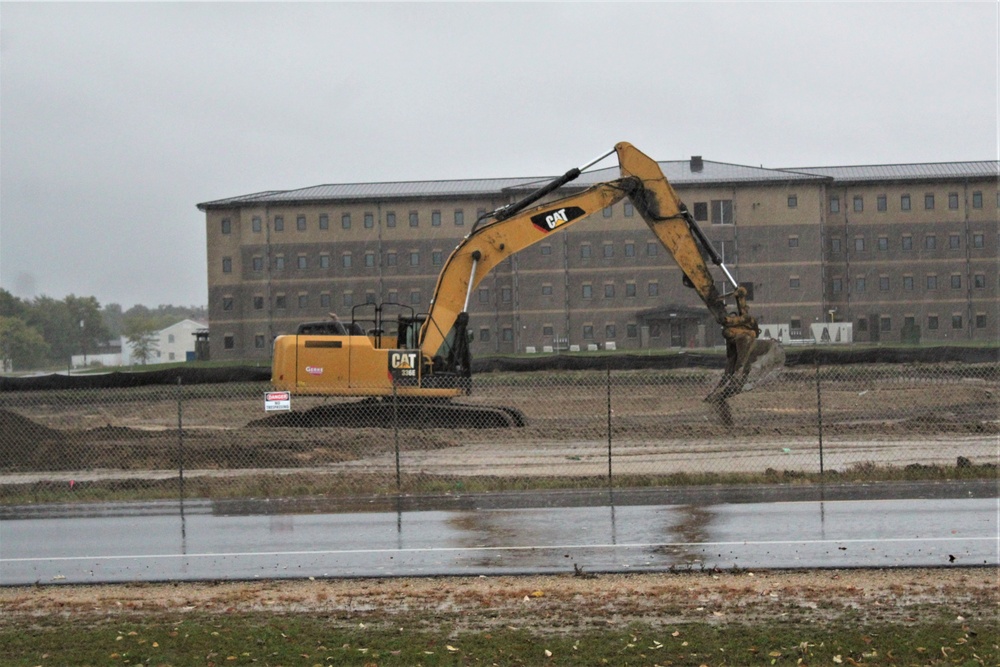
[{"left": 0, "top": 289, "right": 206, "bottom": 371}]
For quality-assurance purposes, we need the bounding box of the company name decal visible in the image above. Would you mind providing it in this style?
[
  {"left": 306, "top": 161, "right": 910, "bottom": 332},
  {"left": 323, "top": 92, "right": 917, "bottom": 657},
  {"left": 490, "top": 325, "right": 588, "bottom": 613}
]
[
  {"left": 305, "top": 366, "right": 324, "bottom": 376},
  {"left": 530, "top": 206, "right": 586, "bottom": 233}
]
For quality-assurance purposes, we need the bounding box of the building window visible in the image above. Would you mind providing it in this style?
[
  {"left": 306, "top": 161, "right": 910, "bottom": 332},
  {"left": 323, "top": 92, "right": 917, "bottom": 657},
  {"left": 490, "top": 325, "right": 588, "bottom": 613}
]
[
  {"left": 409, "top": 251, "right": 420, "bottom": 266},
  {"left": 623, "top": 202, "right": 634, "bottom": 217},
  {"left": 832, "top": 278, "right": 842, "bottom": 293},
  {"left": 903, "top": 276, "right": 914, "bottom": 291},
  {"left": 604, "top": 283, "right": 615, "bottom": 298},
  {"left": 646, "top": 241, "right": 659, "bottom": 256},
  {"left": 973, "top": 233, "right": 984, "bottom": 248},
  {"left": 857, "top": 318, "right": 868, "bottom": 333},
  {"left": 950, "top": 274, "right": 962, "bottom": 289},
  {"left": 602, "top": 244, "right": 613, "bottom": 258},
  {"left": 927, "top": 315, "right": 938, "bottom": 330},
  {"left": 478, "top": 288, "right": 489, "bottom": 304},
  {"left": 409, "top": 290, "right": 421, "bottom": 305},
  {"left": 501, "top": 286, "right": 512, "bottom": 303},
  {"left": 320, "top": 254, "right": 330, "bottom": 268},
  {"left": 297, "top": 215, "right": 307, "bottom": 231},
  {"left": 254, "top": 335, "right": 265, "bottom": 349},
  {"left": 925, "top": 235, "right": 936, "bottom": 250},
  {"left": 949, "top": 234, "right": 961, "bottom": 249},
  {"left": 879, "top": 276, "right": 890, "bottom": 291},
  {"left": 409, "top": 211, "right": 419, "bottom": 228},
  {"left": 831, "top": 238, "right": 842, "bottom": 253},
  {"left": 971, "top": 191, "right": 982, "bottom": 208},
  {"left": 431, "top": 210, "right": 441, "bottom": 227},
  {"left": 901, "top": 235, "right": 913, "bottom": 251},
  {"left": 298, "top": 294, "right": 308, "bottom": 309},
  {"left": 854, "top": 237, "right": 865, "bottom": 252},
  {"left": 711, "top": 199, "right": 734, "bottom": 224},
  {"left": 297, "top": 255, "right": 307, "bottom": 269},
  {"left": 582, "top": 325, "right": 594, "bottom": 340},
  {"left": 602, "top": 206, "right": 613, "bottom": 218},
  {"left": 223, "top": 296, "right": 234, "bottom": 311},
  {"left": 948, "top": 193, "right": 959, "bottom": 210},
  {"left": 274, "top": 216, "right": 284, "bottom": 231},
  {"left": 221, "top": 218, "right": 231, "bottom": 234},
  {"left": 924, "top": 193, "right": 935, "bottom": 210},
  {"left": 877, "top": 195, "right": 887, "bottom": 212},
  {"left": 829, "top": 196, "right": 840, "bottom": 213},
  {"left": 789, "top": 277, "right": 800, "bottom": 289},
  {"left": 342, "top": 293, "right": 353, "bottom": 307},
  {"left": 366, "top": 252, "right": 376, "bottom": 267},
  {"left": 540, "top": 244, "right": 552, "bottom": 256},
  {"left": 787, "top": 195, "right": 797, "bottom": 208},
  {"left": 541, "top": 284, "right": 553, "bottom": 296},
  {"left": 274, "top": 294, "right": 286, "bottom": 309},
  {"left": 788, "top": 236, "right": 799, "bottom": 248},
  {"left": 649, "top": 324, "right": 662, "bottom": 338},
  {"left": 364, "top": 212, "right": 374, "bottom": 229},
  {"left": 580, "top": 244, "right": 592, "bottom": 258},
  {"left": 648, "top": 282, "right": 659, "bottom": 296},
  {"left": 855, "top": 277, "right": 866, "bottom": 293},
  {"left": 877, "top": 236, "right": 888, "bottom": 251},
  {"left": 880, "top": 316, "right": 891, "bottom": 332},
  {"left": 582, "top": 284, "right": 593, "bottom": 299},
  {"left": 693, "top": 202, "right": 708, "bottom": 221},
  {"left": 386, "top": 290, "right": 398, "bottom": 303},
  {"left": 479, "top": 328, "right": 491, "bottom": 342},
  {"left": 342, "top": 253, "right": 352, "bottom": 268},
  {"left": 605, "top": 324, "right": 616, "bottom": 338},
  {"left": 386, "top": 212, "right": 396, "bottom": 228},
  {"left": 252, "top": 256, "right": 263, "bottom": 271},
  {"left": 624, "top": 242, "right": 635, "bottom": 257},
  {"left": 252, "top": 216, "right": 262, "bottom": 233},
  {"left": 974, "top": 274, "right": 986, "bottom": 289},
  {"left": 952, "top": 315, "right": 963, "bottom": 329},
  {"left": 431, "top": 251, "right": 443, "bottom": 266},
  {"left": 223, "top": 335, "right": 234, "bottom": 350},
  {"left": 319, "top": 214, "right": 329, "bottom": 230},
  {"left": 274, "top": 255, "right": 285, "bottom": 271},
  {"left": 976, "top": 314, "right": 987, "bottom": 329},
  {"left": 627, "top": 323, "right": 638, "bottom": 338},
  {"left": 900, "top": 195, "right": 911, "bottom": 211},
  {"left": 853, "top": 195, "right": 863, "bottom": 212},
  {"left": 222, "top": 257, "right": 232, "bottom": 273},
  {"left": 386, "top": 252, "right": 397, "bottom": 266},
  {"left": 341, "top": 213, "right": 351, "bottom": 229},
  {"left": 320, "top": 293, "right": 331, "bottom": 308},
  {"left": 625, "top": 283, "right": 636, "bottom": 297},
  {"left": 454, "top": 209, "right": 464, "bottom": 226},
  {"left": 926, "top": 275, "right": 937, "bottom": 290}
]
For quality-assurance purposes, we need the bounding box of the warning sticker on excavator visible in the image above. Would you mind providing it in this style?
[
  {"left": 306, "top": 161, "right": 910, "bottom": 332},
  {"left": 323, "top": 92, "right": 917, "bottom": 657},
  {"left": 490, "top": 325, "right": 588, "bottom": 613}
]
[{"left": 530, "top": 205, "right": 586, "bottom": 233}]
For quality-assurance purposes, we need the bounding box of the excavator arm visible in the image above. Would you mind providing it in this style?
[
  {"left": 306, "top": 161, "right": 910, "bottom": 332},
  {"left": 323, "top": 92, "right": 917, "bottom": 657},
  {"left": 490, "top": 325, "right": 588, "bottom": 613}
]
[{"left": 419, "top": 142, "right": 784, "bottom": 408}]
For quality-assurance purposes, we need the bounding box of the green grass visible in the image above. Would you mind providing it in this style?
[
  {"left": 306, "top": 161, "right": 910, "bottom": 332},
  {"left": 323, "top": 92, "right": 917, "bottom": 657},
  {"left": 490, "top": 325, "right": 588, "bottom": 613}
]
[
  {"left": 2, "top": 613, "right": 994, "bottom": 666},
  {"left": 1, "top": 462, "right": 994, "bottom": 506}
]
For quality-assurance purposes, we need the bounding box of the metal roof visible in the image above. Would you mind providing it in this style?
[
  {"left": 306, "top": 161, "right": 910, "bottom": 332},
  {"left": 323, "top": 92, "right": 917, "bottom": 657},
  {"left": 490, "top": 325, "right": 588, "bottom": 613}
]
[
  {"left": 197, "top": 159, "right": 996, "bottom": 210},
  {"left": 783, "top": 161, "right": 999, "bottom": 183}
]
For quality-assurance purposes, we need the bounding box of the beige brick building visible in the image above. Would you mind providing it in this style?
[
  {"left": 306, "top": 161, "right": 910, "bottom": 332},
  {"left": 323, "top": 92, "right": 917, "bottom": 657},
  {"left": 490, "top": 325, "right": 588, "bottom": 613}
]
[{"left": 198, "top": 157, "right": 998, "bottom": 361}]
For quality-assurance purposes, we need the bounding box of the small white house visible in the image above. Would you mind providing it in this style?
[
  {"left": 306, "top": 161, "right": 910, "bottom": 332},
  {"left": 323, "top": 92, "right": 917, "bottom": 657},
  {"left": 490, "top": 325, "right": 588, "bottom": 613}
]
[{"left": 122, "top": 319, "right": 207, "bottom": 365}]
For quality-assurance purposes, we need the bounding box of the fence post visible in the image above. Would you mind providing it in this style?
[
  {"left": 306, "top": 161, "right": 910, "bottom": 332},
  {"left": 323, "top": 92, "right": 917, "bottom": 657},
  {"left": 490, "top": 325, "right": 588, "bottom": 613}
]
[
  {"left": 814, "top": 356, "right": 824, "bottom": 476},
  {"left": 606, "top": 362, "right": 612, "bottom": 487},
  {"left": 176, "top": 377, "right": 186, "bottom": 501},
  {"left": 393, "top": 382, "right": 401, "bottom": 491}
]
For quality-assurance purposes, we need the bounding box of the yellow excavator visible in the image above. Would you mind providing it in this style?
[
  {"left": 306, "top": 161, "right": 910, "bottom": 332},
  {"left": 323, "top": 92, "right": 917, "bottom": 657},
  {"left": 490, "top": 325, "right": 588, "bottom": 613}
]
[{"left": 271, "top": 142, "right": 784, "bottom": 427}]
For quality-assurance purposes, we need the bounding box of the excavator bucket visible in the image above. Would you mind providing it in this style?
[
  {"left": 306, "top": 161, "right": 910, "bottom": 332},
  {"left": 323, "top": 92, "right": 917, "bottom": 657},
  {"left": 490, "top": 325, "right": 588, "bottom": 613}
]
[{"left": 738, "top": 338, "right": 785, "bottom": 392}]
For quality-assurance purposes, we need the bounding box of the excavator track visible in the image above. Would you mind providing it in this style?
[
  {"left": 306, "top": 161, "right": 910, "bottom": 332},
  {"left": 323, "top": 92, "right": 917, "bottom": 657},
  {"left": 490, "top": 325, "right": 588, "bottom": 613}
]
[{"left": 251, "top": 397, "right": 526, "bottom": 429}]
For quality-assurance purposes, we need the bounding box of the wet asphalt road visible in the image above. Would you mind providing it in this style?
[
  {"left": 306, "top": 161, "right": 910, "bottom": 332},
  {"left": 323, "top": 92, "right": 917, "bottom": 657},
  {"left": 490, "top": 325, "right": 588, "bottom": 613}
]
[{"left": 1, "top": 481, "right": 996, "bottom": 585}]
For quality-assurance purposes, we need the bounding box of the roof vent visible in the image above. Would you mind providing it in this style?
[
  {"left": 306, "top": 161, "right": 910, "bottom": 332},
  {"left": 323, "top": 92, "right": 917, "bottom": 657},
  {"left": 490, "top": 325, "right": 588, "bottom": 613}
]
[{"left": 690, "top": 155, "right": 704, "bottom": 172}]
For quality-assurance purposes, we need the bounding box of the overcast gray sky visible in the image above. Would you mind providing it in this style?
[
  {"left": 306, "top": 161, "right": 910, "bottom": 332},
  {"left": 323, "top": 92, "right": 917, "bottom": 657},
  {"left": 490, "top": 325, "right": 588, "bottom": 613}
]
[{"left": 1, "top": 1, "right": 997, "bottom": 309}]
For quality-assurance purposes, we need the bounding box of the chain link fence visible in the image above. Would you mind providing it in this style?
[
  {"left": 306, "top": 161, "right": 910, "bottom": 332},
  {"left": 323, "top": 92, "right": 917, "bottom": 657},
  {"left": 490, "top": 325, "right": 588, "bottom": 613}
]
[{"left": 0, "top": 360, "right": 997, "bottom": 505}]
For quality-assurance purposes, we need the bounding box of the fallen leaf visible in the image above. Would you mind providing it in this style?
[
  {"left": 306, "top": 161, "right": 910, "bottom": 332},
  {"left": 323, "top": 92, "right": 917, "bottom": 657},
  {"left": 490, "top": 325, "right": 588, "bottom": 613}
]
[
  {"left": 446, "top": 645, "right": 459, "bottom": 652},
  {"left": 544, "top": 649, "right": 552, "bottom": 657}
]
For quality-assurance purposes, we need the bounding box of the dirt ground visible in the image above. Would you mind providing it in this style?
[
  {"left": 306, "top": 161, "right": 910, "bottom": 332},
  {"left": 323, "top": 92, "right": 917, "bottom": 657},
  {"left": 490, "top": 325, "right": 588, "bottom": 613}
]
[{"left": 1, "top": 568, "right": 996, "bottom": 634}]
